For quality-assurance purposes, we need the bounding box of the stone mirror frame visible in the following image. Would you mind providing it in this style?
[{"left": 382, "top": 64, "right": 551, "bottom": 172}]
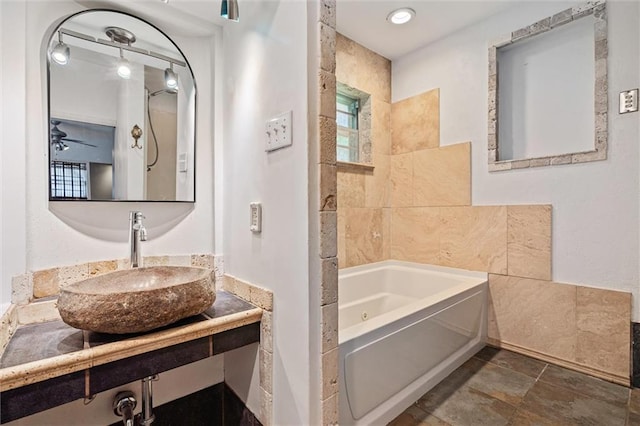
[{"left": 488, "top": 1, "right": 608, "bottom": 172}]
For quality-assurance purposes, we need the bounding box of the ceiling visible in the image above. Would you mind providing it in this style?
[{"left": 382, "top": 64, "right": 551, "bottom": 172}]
[{"left": 336, "top": 1, "right": 515, "bottom": 60}]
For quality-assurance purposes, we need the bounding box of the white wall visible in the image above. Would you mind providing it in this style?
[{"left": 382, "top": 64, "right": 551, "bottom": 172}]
[
  {"left": 221, "top": 0, "right": 312, "bottom": 423},
  {"left": 393, "top": 1, "right": 640, "bottom": 318}
]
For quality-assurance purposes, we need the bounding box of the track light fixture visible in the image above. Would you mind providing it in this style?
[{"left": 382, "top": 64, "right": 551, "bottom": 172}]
[
  {"left": 51, "top": 32, "right": 70, "bottom": 65},
  {"left": 221, "top": 0, "right": 239, "bottom": 22},
  {"left": 117, "top": 47, "right": 131, "bottom": 79},
  {"left": 164, "top": 63, "right": 178, "bottom": 90}
]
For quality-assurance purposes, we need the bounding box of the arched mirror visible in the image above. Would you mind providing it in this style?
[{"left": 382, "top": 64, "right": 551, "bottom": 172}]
[{"left": 47, "top": 10, "right": 196, "bottom": 202}]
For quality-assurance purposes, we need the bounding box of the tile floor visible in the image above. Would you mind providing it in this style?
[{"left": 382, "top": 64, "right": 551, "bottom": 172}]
[{"left": 389, "top": 346, "right": 639, "bottom": 426}]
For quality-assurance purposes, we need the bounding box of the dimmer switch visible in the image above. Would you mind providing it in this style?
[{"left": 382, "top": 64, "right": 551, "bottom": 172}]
[{"left": 250, "top": 202, "right": 262, "bottom": 233}]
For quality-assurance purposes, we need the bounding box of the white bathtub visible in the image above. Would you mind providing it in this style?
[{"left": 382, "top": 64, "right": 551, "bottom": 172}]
[{"left": 338, "top": 260, "right": 488, "bottom": 425}]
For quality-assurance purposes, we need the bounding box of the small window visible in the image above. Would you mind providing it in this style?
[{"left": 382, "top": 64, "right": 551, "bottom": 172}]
[
  {"left": 50, "top": 161, "right": 88, "bottom": 199},
  {"left": 336, "top": 93, "right": 359, "bottom": 163}
]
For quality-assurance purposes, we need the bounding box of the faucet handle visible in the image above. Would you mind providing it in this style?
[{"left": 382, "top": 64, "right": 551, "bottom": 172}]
[{"left": 140, "top": 227, "right": 148, "bottom": 242}]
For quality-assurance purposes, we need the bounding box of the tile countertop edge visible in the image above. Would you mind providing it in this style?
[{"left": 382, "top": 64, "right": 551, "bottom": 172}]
[{"left": 0, "top": 308, "right": 263, "bottom": 392}]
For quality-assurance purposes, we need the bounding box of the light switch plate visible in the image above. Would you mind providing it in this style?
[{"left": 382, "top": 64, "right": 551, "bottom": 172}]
[
  {"left": 250, "top": 202, "right": 262, "bottom": 233},
  {"left": 619, "top": 89, "right": 639, "bottom": 114},
  {"left": 265, "top": 111, "right": 293, "bottom": 152}
]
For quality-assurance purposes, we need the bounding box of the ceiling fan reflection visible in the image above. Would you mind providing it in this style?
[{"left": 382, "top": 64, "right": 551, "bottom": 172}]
[{"left": 50, "top": 119, "right": 97, "bottom": 151}]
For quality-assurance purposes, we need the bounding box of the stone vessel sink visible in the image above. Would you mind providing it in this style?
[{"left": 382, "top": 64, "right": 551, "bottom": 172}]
[{"left": 57, "top": 266, "right": 215, "bottom": 334}]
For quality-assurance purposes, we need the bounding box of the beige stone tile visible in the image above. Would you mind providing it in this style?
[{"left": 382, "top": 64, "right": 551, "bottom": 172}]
[
  {"left": 259, "top": 348, "right": 273, "bottom": 394},
  {"left": 390, "top": 207, "right": 440, "bottom": 264},
  {"left": 507, "top": 205, "right": 552, "bottom": 280},
  {"left": 322, "top": 302, "right": 338, "bottom": 352},
  {"left": 321, "top": 257, "right": 338, "bottom": 305},
  {"left": 191, "top": 254, "right": 214, "bottom": 269},
  {"left": 337, "top": 209, "right": 346, "bottom": 268},
  {"left": 0, "top": 305, "right": 18, "bottom": 354},
  {"left": 88, "top": 260, "right": 118, "bottom": 277},
  {"left": 391, "top": 89, "right": 440, "bottom": 154},
  {"left": 322, "top": 393, "right": 339, "bottom": 426},
  {"left": 17, "top": 300, "right": 60, "bottom": 324},
  {"left": 372, "top": 98, "right": 391, "bottom": 156},
  {"left": 143, "top": 256, "right": 169, "bottom": 267},
  {"left": 167, "top": 255, "right": 192, "bottom": 266},
  {"left": 322, "top": 347, "right": 339, "bottom": 400},
  {"left": 382, "top": 208, "right": 391, "bottom": 260},
  {"left": 413, "top": 143, "right": 471, "bottom": 207},
  {"left": 488, "top": 274, "right": 577, "bottom": 362},
  {"left": 440, "top": 206, "right": 507, "bottom": 273},
  {"left": 319, "top": 116, "right": 337, "bottom": 166},
  {"left": 576, "top": 287, "right": 630, "bottom": 378},
  {"left": 364, "top": 153, "right": 389, "bottom": 208},
  {"left": 319, "top": 69, "right": 336, "bottom": 120},
  {"left": 58, "top": 263, "right": 89, "bottom": 289},
  {"left": 117, "top": 258, "right": 132, "bottom": 270},
  {"left": 11, "top": 273, "right": 32, "bottom": 305},
  {"left": 250, "top": 284, "right": 273, "bottom": 311},
  {"left": 390, "top": 153, "right": 413, "bottom": 207},
  {"left": 320, "top": 163, "right": 337, "bottom": 211},
  {"left": 318, "top": 22, "right": 336, "bottom": 73},
  {"left": 260, "top": 386, "right": 273, "bottom": 426},
  {"left": 232, "top": 276, "right": 251, "bottom": 302},
  {"left": 260, "top": 310, "right": 273, "bottom": 353},
  {"left": 319, "top": 211, "right": 338, "bottom": 259},
  {"left": 337, "top": 170, "right": 365, "bottom": 208},
  {"left": 32, "top": 268, "right": 59, "bottom": 298},
  {"left": 344, "top": 208, "right": 385, "bottom": 267},
  {"left": 336, "top": 33, "right": 391, "bottom": 103}
]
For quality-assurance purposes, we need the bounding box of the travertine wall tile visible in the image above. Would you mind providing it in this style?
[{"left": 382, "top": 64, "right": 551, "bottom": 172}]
[
  {"left": 318, "top": 22, "right": 336, "bottom": 73},
  {"left": 336, "top": 33, "right": 391, "bottom": 103},
  {"left": 337, "top": 170, "right": 365, "bottom": 207},
  {"left": 250, "top": 284, "right": 273, "bottom": 311},
  {"left": 390, "top": 207, "right": 440, "bottom": 264},
  {"left": 322, "top": 303, "right": 338, "bottom": 352},
  {"left": 0, "top": 305, "right": 18, "bottom": 354},
  {"left": 11, "top": 273, "right": 32, "bottom": 305},
  {"left": 440, "top": 206, "right": 507, "bottom": 274},
  {"left": 58, "top": 264, "right": 89, "bottom": 289},
  {"left": 17, "top": 300, "right": 60, "bottom": 324},
  {"left": 259, "top": 348, "right": 273, "bottom": 394},
  {"left": 390, "top": 153, "right": 413, "bottom": 207},
  {"left": 32, "top": 268, "right": 59, "bottom": 298},
  {"left": 143, "top": 256, "right": 169, "bottom": 267},
  {"left": 322, "top": 348, "right": 339, "bottom": 400},
  {"left": 576, "top": 287, "right": 630, "bottom": 378},
  {"left": 344, "top": 208, "right": 385, "bottom": 267},
  {"left": 391, "top": 89, "right": 439, "bottom": 154},
  {"left": 191, "top": 254, "right": 215, "bottom": 269},
  {"left": 364, "top": 154, "right": 389, "bottom": 208},
  {"left": 322, "top": 393, "right": 339, "bottom": 426},
  {"left": 488, "top": 274, "right": 577, "bottom": 362},
  {"left": 260, "top": 311, "right": 273, "bottom": 353},
  {"left": 413, "top": 143, "right": 471, "bottom": 207},
  {"left": 320, "top": 164, "right": 337, "bottom": 211},
  {"left": 337, "top": 209, "right": 346, "bottom": 267},
  {"left": 321, "top": 257, "right": 338, "bottom": 305},
  {"left": 372, "top": 98, "right": 392, "bottom": 156},
  {"left": 507, "top": 205, "right": 552, "bottom": 280},
  {"left": 319, "top": 116, "right": 337, "bottom": 165},
  {"left": 320, "top": 212, "right": 338, "bottom": 259},
  {"left": 260, "top": 386, "right": 273, "bottom": 426},
  {"left": 88, "top": 260, "right": 118, "bottom": 277},
  {"left": 382, "top": 208, "right": 391, "bottom": 260},
  {"left": 166, "top": 255, "right": 192, "bottom": 267}
]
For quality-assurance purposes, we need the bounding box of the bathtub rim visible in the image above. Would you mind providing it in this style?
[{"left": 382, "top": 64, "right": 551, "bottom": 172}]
[{"left": 338, "top": 260, "right": 488, "bottom": 345}]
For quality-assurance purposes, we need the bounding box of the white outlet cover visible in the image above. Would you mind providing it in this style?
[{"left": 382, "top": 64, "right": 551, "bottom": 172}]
[{"left": 265, "top": 110, "right": 293, "bottom": 152}]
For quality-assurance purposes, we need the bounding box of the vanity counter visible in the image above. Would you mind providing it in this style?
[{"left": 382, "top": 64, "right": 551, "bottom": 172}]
[{"left": 0, "top": 291, "right": 262, "bottom": 423}]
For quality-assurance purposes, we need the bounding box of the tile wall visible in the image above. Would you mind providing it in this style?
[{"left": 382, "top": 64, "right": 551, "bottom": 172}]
[{"left": 335, "top": 37, "right": 631, "bottom": 384}]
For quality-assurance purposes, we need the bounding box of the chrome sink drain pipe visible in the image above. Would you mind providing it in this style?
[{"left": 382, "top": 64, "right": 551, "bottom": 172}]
[{"left": 140, "top": 375, "right": 157, "bottom": 425}]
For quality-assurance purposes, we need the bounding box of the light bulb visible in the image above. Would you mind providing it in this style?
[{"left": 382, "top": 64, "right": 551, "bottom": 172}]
[
  {"left": 164, "top": 67, "right": 178, "bottom": 90},
  {"left": 117, "top": 57, "right": 131, "bottom": 79},
  {"left": 387, "top": 8, "right": 415, "bottom": 25},
  {"left": 51, "top": 42, "right": 70, "bottom": 65}
]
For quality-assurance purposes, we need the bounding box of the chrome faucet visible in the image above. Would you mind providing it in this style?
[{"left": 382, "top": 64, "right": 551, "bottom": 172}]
[{"left": 129, "top": 211, "right": 147, "bottom": 268}]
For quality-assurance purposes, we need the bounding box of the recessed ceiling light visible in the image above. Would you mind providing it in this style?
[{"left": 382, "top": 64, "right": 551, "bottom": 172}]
[{"left": 387, "top": 8, "right": 415, "bottom": 25}]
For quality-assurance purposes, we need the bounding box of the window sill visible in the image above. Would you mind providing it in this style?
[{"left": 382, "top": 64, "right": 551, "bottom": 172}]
[{"left": 337, "top": 161, "right": 375, "bottom": 172}]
